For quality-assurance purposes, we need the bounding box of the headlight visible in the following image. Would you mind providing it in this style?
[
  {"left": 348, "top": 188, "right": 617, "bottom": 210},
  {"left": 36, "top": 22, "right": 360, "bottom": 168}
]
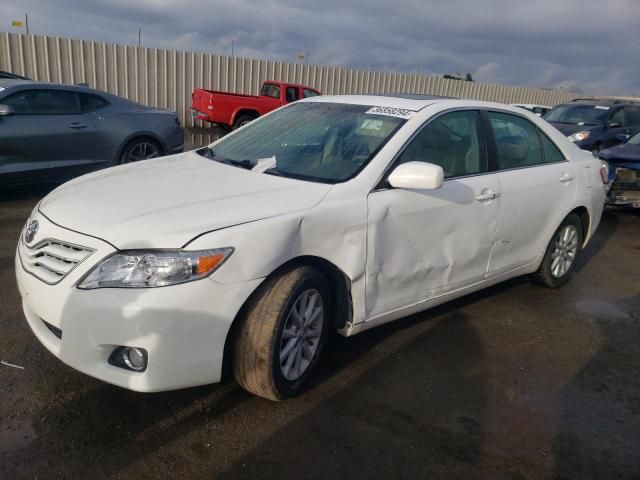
[
  {"left": 77, "top": 248, "right": 233, "bottom": 289},
  {"left": 568, "top": 131, "right": 590, "bottom": 142}
]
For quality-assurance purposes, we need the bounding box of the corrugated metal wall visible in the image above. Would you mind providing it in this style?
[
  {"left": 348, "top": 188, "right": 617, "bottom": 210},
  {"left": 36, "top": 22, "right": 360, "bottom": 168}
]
[{"left": 0, "top": 32, "right": 608, "bottom": 127}]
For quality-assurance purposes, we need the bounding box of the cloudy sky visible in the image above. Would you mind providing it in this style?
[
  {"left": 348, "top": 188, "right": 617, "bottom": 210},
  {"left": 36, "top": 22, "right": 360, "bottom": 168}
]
[{"left": 1, "top": 0, "right": 638, "bottom": 95}]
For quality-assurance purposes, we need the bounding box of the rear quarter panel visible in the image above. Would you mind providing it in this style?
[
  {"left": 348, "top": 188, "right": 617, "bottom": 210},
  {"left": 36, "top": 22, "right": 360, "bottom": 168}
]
[{"left": 98, "top": 109, "right": 183, "bottom": 159}]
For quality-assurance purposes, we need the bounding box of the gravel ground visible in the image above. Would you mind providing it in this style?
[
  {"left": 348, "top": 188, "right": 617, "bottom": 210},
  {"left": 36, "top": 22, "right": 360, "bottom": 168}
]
[{"left": 1, "top": 148, "right": 639, "bottom": 478}]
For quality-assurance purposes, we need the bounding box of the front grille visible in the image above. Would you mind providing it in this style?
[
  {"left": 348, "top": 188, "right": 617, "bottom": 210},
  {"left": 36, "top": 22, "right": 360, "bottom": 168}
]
[
  {"left": 19, "top": 238, "right": 95, "bottom": 284},
  {"left": 42, "top": 319, "right": 62, "bottom": 339}
]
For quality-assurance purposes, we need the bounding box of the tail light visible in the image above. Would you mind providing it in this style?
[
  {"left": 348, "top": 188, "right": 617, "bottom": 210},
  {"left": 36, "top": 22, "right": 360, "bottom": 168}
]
[{"left": 599, "top": 163, "right": 609, "bottom": 184}]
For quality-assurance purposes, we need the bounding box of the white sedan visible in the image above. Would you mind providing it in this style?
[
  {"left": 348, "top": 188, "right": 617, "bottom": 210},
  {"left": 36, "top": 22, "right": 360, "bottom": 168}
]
[{"left": 16, "top": 95, "right": 607, "bottom": 400}]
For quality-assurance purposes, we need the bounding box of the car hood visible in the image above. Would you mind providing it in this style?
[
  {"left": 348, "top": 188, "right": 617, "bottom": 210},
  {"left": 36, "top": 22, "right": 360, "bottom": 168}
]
[
  {"left": 548, "top": 122, "right": 596, "bottom": 136},
  {"left": 599, "top": 142, "right": 640, "bottom": 163},
  {"left": 39, "top": 151, "right": 332, "bottom": 249}
]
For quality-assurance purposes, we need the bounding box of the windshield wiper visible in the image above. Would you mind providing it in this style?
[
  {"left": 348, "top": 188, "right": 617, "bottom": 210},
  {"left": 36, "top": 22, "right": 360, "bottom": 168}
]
[
  {"left": 225, "top": 159, "right": 257, "bottom": 169},
  {"left": 263, "top": 167, "right": 289, "bottom": 178},
  {"left": 196, "top": 146, "right": 216, "bottom": 159},
  {"left": 264, "top": 167, "right": 335, "bottom": 184},
  {"left": 196, "top": 148, "right": 256, "bottom": 170}
]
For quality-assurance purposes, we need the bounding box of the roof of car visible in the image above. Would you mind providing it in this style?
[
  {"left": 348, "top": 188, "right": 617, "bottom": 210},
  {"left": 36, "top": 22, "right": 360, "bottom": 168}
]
[
  {"left": 302, "top": 94, "right": 531, "bottom": 113},
  {"left": 0, "top": 78, "right": 38, "bottom": 89},
  {"left": 565, "top": 98, "right": 640, "bottom": 106},
  {"left": 302, "top": 94, "right": 457, "bottom": 110}
]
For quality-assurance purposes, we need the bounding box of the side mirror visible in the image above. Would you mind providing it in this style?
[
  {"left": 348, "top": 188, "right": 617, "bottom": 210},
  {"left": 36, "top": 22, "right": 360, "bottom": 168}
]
[
  {"left": 614, "top": 133, "right": 629, "bottom": 144},
  {"left": 388, "top": 161, "right": 444, "bottom": 190},
  {"left": 0, "top": 104, "right": 15, "bottom": 116},
  {"left": 607, "top": 121, "right": 621, "bottom": 129}
]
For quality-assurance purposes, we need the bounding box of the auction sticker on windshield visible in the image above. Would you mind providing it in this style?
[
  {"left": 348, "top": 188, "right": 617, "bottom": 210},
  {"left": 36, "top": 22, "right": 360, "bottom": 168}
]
[{"left": 365, "top": 106, "right": 416, "bottom": 119}]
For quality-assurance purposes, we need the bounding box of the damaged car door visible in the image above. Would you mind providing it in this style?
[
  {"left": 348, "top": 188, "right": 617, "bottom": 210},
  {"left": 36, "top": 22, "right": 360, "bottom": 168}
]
[{"left": 366, "top": 109, "right": 500, "bottom": 318}]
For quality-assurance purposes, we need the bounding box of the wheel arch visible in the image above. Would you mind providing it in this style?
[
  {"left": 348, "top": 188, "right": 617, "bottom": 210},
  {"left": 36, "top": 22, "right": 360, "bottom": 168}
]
[
  {"left": 568, "top": 205, "right": 591, "bottom": 247},
  {"left": 220, "top": 255, "right": 353, "bottom": 379},
  {"left": 115, "top": 133, "right": 166, "bottom": 163},
  {"left": 231, "top": 108, "right": 260, "bottom": 126}
]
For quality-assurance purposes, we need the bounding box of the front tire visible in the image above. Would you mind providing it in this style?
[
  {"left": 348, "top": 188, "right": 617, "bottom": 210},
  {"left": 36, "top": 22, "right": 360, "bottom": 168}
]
[
  {"left": 531, "top": 214, "right": 583, "bottom": 288},
  {"left": 233, "top": 266, "right": 330, "bottom": 400}
]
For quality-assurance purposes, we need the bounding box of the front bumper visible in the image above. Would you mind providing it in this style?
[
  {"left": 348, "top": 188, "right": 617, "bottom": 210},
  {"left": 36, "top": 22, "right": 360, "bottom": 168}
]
[{"left": 15, "top": 211, "right": 261, "bottom": 392}]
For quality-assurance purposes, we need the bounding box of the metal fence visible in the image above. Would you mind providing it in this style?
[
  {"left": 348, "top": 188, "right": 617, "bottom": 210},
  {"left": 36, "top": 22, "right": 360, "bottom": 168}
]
[{"left": 0, "top": 31, "right": 619, "bottom": 127}]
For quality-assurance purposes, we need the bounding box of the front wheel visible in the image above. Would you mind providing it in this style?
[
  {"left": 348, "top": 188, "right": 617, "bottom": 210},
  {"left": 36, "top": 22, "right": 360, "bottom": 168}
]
[
  {"left": 531, "top": 214, "right": 583, "bottom": 288},
  {"left": 233, "top": 266, "right": 330, "bottom": 400}
]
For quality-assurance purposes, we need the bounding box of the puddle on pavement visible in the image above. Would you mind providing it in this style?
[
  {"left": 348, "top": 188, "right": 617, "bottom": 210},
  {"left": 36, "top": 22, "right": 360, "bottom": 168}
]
[
  {"left": 575, "top": 299, "right": 631, "bottom": 320},
  {"left": 0, "top": 418, "right": 37, "bottom": 455}
]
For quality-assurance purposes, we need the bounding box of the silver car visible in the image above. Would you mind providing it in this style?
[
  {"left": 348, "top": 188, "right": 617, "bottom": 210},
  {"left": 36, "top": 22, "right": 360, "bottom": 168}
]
[{"left": 0, "top": 80, "right": 184, "bottom": 187}]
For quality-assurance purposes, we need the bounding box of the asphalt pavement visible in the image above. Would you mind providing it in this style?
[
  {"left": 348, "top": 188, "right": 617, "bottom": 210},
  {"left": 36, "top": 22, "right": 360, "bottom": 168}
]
[{"left": 1, "top": 149, "right": 639, "bottom": 479}]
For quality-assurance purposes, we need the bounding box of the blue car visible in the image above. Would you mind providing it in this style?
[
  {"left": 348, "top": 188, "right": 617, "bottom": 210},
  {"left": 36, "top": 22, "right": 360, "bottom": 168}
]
[
  {"left": 0, "top": 79, "right": 184, "bottom": 187},
  {"left": 598, "top": 130, "right": 640, "bottom": 207},
  {"left": 544, "top": 100, "right": 640, "bottom": 153}
]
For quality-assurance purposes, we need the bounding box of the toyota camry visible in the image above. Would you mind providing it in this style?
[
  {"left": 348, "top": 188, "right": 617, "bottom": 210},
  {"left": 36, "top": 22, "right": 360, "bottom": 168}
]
[{"left": 16, "top": 95, "right": 607, "bottom": 400}]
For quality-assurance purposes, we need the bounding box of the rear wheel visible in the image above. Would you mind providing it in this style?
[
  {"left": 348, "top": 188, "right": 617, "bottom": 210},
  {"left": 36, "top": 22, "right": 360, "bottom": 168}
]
[
  {"left": 232, "top": 113, "right": 258, "bottom": 130},
  {"left": 119, "top": 138, "right": 162, "bottom": 164},
  {"left": 531, "top": 214, "right": 583, "bottom": 288},
  {"left": 233, "top": 266, "right": 330, "bottom": 400}
]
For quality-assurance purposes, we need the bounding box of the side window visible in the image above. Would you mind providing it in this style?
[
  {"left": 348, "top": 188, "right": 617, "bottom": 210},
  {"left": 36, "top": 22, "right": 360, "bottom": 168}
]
[
  {"left": 285, "top": 86, "right": 299, "bottom": 103},
  {"left": 609, "top": 108, "right": 625, "bottom": 127},
  {"left": 396, "top": 110, "right": 486, "bottom": 178},
  {"left": 1, "top": 90, "right": 32, "bottom": 113},
  {"left": 624, "top": 106, "right": 640, "bottom": 126},
  {"left": 260, "top": 83, "right": 281, "bottom": 99},
  {"left": 80, "top": 93, "right": 108, "bottom": 112},
  {"left": 302, "top": 88, "right": 319, "bottom": 98},
  {"left": 488, "top": 111, "right": 543, "bottom": 169},
  {"left": 539, "top": 131, "right": 566, "bottom": 163},
  {"left": 2, "top": 89, "right": 80, "bottom": 115}
]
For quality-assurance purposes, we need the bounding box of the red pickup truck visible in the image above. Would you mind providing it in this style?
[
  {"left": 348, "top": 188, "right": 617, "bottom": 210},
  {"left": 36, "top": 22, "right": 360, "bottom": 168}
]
[{"left": 191, "top": 80, "right": 321, "bottom": 130}]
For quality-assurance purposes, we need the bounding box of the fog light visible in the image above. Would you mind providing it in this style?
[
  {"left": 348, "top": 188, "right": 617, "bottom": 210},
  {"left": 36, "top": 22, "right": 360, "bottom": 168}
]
[{"left": 122, "top": 347, "right": 146, "bottom": 371}]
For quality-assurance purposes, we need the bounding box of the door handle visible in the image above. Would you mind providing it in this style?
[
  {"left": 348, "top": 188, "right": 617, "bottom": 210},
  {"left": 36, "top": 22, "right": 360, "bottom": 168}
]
[
  {"left": 68, "top": 122, "right": 89, "bottom": 129},
  {"left": 559, "top": 172, "right": 574, "bottom": 183},
  {"left": 475, "top": 189, "right": 499, "bottom": 202}
]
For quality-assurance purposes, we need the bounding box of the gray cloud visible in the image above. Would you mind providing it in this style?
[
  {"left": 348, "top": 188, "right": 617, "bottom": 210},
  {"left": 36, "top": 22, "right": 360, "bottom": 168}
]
[{"left": 1, "top": 0, "right": 638, "bottom": 95}]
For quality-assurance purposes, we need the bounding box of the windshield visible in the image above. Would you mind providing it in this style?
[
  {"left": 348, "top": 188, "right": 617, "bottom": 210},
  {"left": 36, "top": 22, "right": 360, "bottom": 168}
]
[
  {"left": 198, "top": 102, "right": 407, "bottom": 183},
  {"left": 628, "top": 130, "right": 640, "bottom": 145},
  {"left": 543, "top": 104, "right": 609, "bottom": 126}
]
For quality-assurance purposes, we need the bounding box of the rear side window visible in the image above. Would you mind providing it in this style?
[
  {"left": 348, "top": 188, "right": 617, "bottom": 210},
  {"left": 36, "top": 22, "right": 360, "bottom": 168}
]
[
  {"left": 625, "top": 106, "right": 640, "bottom": 126},
  {"left": 303, "top": 88, "right": 319, "bottom": 98},
  {"left": 539, "top": 132, "right": 565, "bottom": 163},
  {"left": 2, "top": 89, "right": 80, "bottom": 114},
  {"left": 609, "top": 108, "right": 625, "bottom": 127},
  {"left": 488, "top": 111, "right": 543, "bottom": 169},
  {"left": 285, "top": 86, "right": 299, "bottom": 103},
  {"left": 80, "top": 93, "right": 108, "bottom": 112},
  {"left": 260, "top": 83, "right": 281, "bottom": 99},
  {"left": 396, "top": 110, "right": 487, "bottom": 178}
]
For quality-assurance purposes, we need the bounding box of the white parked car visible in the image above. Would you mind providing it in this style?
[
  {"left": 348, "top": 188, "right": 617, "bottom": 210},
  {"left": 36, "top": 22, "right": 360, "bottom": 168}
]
[{"left": 16, "top": 95, "right": 607, "bottom": 400}]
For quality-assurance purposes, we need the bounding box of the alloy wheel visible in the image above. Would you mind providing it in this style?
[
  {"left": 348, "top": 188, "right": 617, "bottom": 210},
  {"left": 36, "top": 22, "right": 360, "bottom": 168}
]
[
  {"left": 126, "top": 142, "right": 160, "bottom": 162},
  {"left": 550, "top": 224, "right": 579, "bottom": 278},
  {"left": 279, "top": 289, "right": 324, "bottom": 381}
]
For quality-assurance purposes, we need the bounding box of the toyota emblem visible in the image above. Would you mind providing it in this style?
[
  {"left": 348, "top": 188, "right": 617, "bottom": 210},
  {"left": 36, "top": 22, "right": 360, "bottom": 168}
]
[{"left": 24, "top": 220, "right": 39, "bottom": 244}]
